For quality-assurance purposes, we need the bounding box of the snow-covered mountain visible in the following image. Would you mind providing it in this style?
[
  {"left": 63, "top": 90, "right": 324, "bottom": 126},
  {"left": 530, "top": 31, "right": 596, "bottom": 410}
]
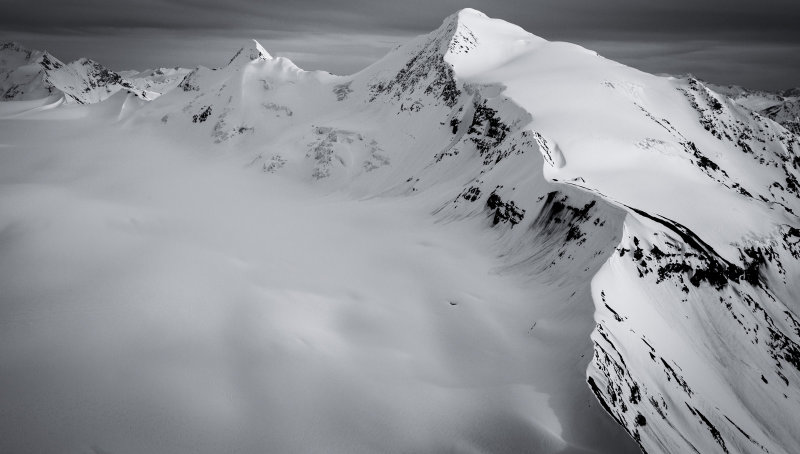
[
  {"left": 0, "top": 42, "right": 188, "bottom": 105},
  {"left": 1, "top": 9, "right": 798, "bottom": 454},
  {"left": 119, "top": 66, "right": 194, "bottom": 99},
  {"left": 710, "top": 82, "right": 800, "bottom": 134}
]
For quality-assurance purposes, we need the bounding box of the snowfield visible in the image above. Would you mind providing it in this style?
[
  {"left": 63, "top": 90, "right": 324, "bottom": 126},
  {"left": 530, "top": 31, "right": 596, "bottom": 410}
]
[{"left": 1, "top": 8, "right": 799, "bottom": 454}]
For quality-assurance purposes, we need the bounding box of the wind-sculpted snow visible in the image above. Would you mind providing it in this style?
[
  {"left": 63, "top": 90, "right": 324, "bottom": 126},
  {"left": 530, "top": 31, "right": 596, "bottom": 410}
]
[{"left": 1, "top": 8, "right": 799, "bottom": 454}]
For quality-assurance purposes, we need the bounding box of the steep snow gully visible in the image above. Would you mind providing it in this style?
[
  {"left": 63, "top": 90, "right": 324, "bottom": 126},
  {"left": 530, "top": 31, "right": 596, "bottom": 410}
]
[{"left": 1, "top": 8, "right": 799, "bottom": 454}]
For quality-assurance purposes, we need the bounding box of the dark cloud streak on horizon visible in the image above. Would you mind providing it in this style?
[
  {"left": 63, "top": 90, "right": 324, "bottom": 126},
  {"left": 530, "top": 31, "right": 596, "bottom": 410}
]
[{"left": 1, "top": 0, "right": 799, "bottom": 90}]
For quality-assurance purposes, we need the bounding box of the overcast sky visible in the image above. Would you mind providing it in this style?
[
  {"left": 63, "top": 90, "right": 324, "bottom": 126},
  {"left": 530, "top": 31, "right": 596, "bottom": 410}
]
[{"left": 1, "top": 0, "right": 799, "bottom": 90}]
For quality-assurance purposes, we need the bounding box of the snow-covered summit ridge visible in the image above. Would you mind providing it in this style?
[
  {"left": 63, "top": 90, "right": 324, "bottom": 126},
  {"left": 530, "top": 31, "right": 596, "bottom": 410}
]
[
  {"left": 361, "top": 8, "right": 799, "bottom": 262},
  {"left": 379, "top": 7, "right": 545, "bottom": 78},
  {"left": 224, "top": 39, "right": 319, "bottom": 79},
  {"left": 440, "top": 15, "right": 796, "bottom": 261},
  {"left": 439, "top": 8, "right": 546, "bottom": 77}
]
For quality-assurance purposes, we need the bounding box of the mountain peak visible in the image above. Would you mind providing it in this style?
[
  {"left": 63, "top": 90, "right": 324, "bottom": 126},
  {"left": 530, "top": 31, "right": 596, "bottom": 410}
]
[
  {"left": 424, "top": 8, "right": 494, "bottom": 58},
  {"left": 0, "top": 41, "right": 49, "bottom": 70},
  {"left": 227, "top": 39, "right": 272, "bottom": 66},
  {"left": 72, "top": 57, "right": 102, "bottom": 67},
  {"left": 455, "top": 7, "right": 489, "bottom": 19},
  {"left": 440, "top": 7, "right": 489, "bottom": 28},
  {"left": 0, "top": 42, "right": 60, "bottom": 63},
  {"left": 436, "top": 8, "right": 543, "bottom": 77},
  {"left": 0, "top": 41, "right": 29, "bottom": 53}
]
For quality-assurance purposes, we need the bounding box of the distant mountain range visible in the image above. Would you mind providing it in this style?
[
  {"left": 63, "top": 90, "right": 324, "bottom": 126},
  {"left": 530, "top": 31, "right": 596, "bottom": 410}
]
[
  {"left": 0, "top": 41, "right": 190, "bottom": 103},
  {"left": 2, "top": 40, "right": 798, "bottom": 136}
]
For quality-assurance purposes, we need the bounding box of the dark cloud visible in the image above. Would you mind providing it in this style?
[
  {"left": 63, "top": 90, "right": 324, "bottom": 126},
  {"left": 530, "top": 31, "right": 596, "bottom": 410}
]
[
  {"left": 1, "top": 0, "right": 799, "bottom": 89},
  {"left": 584, "top": 40, "right": 800, "bottom": 90},
  {"left": 7, "top": 0, "right": 798, "bottom": 39}
]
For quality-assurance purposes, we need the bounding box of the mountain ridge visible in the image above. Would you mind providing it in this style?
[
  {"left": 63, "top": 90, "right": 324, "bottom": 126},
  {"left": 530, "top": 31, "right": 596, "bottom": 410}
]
[{"left": 0, "top": 41, "right": 188, "bottom": 103}]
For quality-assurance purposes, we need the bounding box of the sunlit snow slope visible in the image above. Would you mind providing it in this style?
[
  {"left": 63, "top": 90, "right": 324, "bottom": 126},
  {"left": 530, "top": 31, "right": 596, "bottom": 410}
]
[{"left": 1, "top": 8, "right": 799, "bottom": 454}]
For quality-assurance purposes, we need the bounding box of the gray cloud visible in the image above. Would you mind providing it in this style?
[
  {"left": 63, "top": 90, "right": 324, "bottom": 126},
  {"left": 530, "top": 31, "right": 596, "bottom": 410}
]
[
  {"left": 584, "top": 39, "right": 800, "bottom": 90},
  {"left": 1, "top": 0, "right": 799, "bottom": 89}
]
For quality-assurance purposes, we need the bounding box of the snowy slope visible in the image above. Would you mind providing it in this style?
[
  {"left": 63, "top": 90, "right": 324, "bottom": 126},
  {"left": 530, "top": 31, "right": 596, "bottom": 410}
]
[
  {"left": 119, "top": 66, "right": 193, "bottom": 99},
  {"left": 1, "top": 9, "right": 799, "bottom": 454},
  {"left": 710, "top": 83, "right": 787, "bottom": 112},
  {"left": 710, "top": 83, "right": 800, "bottom": 135}
]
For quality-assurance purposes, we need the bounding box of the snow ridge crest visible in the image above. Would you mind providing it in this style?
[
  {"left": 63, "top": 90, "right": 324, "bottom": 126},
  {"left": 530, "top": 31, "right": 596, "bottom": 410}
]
[{"left": 433, "top": 8, "right": 488, "bottom": 56}]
